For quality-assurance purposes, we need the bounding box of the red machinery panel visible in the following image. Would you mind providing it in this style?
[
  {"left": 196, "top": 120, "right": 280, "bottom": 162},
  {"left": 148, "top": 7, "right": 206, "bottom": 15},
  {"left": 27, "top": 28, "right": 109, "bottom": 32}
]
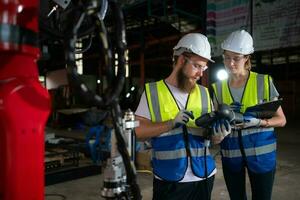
[{"left": 0, "top": 0, "right": 51, "bottom": 200}]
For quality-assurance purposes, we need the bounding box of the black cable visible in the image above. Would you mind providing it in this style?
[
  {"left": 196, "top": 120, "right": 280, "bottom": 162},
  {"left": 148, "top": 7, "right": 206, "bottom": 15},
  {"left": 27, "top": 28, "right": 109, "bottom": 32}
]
[
  {"left": 95, "top": 15, "right": 113, "bottom": 89},
  {"left": 66, "top": 10, "right": 104, "bottom": 106},
  {"left": 64, "top": 0, "right": 142, "bottom": 199},
  {"left": 75, "top": 34, "right": 93, "bottom": 54},
  {"left": 204, "top": 140, "right": 210, "bottom": 200},
  {"left": 111, "top": 101, "right": 142, "bottom": 200},
  {"left": 238, "top": 129, "right": 248, "bottom": 168},
  {"left": 65, "top": 0, "right": 126, "bottom": 108},
  {"left": 103, "top": 0, "right": 126, "bottom": 106}
]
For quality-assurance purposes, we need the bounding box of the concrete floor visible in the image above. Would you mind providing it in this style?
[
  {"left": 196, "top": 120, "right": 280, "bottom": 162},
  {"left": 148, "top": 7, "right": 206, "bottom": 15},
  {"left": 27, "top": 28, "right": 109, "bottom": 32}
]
[{"left": 46, "top": 120, "right": 300, "bottom": 200}]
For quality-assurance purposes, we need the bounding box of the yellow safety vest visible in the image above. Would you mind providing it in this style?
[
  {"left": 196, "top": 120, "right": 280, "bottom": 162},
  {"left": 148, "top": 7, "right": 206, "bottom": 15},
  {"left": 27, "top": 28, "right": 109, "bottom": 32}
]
[
  {"left": 145, "top": 80, "right": 215, "bottom": 181},
  {"left": 212, "top": 71, "right": 277, "bottom": 173}
]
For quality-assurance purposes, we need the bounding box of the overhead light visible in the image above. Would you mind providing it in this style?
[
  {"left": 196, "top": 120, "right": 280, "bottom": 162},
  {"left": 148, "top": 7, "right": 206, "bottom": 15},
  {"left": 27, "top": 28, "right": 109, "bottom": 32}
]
[
  {"left": 130, "top": 86, "right": 135, "bottom": 91},
  {"left": 216, "top": 69, "right": 228, "bottom": 81}
]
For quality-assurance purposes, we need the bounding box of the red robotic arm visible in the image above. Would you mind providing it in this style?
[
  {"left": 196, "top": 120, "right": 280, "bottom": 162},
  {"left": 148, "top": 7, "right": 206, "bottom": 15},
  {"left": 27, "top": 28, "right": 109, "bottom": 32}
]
[{"left": 0, "top": 0, "right": 51, "bottom": 199}]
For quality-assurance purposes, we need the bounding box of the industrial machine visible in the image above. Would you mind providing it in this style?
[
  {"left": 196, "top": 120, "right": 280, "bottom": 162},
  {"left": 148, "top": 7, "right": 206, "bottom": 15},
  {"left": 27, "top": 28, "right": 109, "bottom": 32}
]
[
  {"left": 101, "top": 109, "right": 140, "bottom": 199},
  {"left": 0, "top": 0, "right": 51, "bottom": 199},
  {"left": 195, "top": 103, "right": 244, "bottom": 128}
]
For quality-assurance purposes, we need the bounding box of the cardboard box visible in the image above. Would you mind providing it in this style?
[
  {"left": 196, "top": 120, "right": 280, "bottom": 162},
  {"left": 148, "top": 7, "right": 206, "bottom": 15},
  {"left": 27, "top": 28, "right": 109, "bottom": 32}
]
[{"left": 136, "top": 149, "right": 152, "bottom": 171}]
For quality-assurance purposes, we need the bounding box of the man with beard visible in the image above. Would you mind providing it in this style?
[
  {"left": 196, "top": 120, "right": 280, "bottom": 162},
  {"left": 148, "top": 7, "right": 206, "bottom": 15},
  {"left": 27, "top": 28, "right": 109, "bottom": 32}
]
[{"left": 135, "top": 33, "right": 229, "bottom": 200}]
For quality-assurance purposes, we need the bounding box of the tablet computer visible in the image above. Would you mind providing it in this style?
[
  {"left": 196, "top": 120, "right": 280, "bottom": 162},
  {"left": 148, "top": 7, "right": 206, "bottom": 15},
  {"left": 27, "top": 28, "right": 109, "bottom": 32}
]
[{"left": 245, "top": 99, "right": 282, "bottom": 113}]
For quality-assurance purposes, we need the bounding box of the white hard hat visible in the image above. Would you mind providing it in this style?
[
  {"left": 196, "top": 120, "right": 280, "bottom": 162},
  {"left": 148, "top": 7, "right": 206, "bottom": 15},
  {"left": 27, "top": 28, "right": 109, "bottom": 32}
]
[
  {"left": 173, "top": 33, "right": 215, "bottom": 63},
  {"left": 221, "top": 30, "right": 254, "bottom": 55}
]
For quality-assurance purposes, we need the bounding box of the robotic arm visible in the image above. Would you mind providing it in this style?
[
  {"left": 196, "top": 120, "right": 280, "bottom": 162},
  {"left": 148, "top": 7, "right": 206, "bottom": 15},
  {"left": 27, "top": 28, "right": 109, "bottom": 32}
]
[{"left": 63, "top": 1, "right": 142, "bottom": 199}]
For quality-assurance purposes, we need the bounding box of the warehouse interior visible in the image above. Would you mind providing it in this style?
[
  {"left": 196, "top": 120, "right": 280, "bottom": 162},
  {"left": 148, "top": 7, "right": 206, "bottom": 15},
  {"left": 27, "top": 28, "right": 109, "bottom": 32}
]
[{"left": 1, "top": 0, "right": 300, "bottom": 200}]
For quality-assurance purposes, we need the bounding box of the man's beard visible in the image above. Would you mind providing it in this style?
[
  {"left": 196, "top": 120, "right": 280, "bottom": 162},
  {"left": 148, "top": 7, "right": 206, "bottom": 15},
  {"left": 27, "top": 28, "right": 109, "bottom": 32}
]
[{"left": 177, "top": 66, "right": 195, "bottom": 92}]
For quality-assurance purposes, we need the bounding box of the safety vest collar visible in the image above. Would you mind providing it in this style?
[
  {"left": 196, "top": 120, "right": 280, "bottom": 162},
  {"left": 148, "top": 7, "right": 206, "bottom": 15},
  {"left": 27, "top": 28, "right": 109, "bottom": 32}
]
[
  {"left": 145, "top": 80, "right": 211, "bottom": 127},
  {"left": 212, "top": 71, "right": 270, "bottom": 113}
]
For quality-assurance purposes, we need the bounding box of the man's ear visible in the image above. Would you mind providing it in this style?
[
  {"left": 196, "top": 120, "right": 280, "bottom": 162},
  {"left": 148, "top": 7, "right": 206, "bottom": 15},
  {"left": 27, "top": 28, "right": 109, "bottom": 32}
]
[{"left": 178, "top": 54, "right": 186, "bottom": 65}]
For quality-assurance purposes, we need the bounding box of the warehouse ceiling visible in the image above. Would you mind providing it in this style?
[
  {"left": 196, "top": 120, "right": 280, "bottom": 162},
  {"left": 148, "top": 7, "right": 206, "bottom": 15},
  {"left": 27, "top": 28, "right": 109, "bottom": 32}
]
[
  {"left": 123, "top": 0, "right": 206, "bottom": 42},
  {"left": 122, "top": 0, "right": 207, "bottom": 79}
]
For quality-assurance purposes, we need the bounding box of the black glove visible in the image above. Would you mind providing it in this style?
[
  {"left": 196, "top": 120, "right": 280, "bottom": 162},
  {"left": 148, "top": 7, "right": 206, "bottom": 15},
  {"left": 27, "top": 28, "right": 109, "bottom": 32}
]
[
  {"left": 211, "top": 119, "right": 231, "bottom": 144},
  {"left": 212, "top": 119, "right": 231, "bottom": 136}
]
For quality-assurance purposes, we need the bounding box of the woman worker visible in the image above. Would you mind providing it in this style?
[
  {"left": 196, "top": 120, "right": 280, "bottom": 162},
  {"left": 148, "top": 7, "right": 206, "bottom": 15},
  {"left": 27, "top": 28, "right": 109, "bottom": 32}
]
[{"left": 211, "top": 29, "right": 286, "bottom": 200}]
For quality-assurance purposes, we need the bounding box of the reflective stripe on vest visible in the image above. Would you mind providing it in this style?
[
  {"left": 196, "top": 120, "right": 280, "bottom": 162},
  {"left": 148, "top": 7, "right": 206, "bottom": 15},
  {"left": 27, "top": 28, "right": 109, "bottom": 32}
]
[
  {"left": 145, "top": 80, "right": 215, "bottom": 181},
  {"left": 221, "top": 143, "right": 276, "bottom": 158},
  {"left": 159, "top": 127, "right": 207, "bottom": 138},
  {"left": 229, "top": 127, "right": 274, "bottom": 137},
  {"left": 152, "top": 147, "right": 209, "bottom": 160}
]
